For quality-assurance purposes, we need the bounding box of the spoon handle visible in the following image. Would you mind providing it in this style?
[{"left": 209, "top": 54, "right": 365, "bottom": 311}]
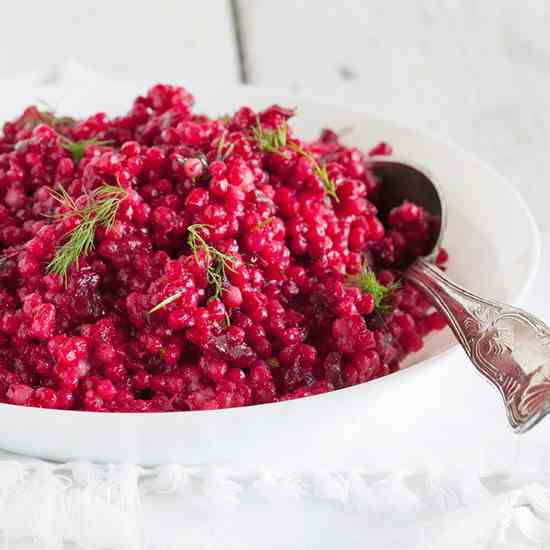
[{"left": 406, "top": 257, "right": 550, "bottom": 433}]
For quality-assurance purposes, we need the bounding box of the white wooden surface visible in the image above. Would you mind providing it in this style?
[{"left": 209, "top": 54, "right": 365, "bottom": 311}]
[
  {"left": 237, "top": 0, "right": 550, "bottom": 232},
  {"left": 2, "top": 0, "right": 548, "bottom": 229},
  {"left": 0, "top": 0, "right": 239, "bottom": 83}
]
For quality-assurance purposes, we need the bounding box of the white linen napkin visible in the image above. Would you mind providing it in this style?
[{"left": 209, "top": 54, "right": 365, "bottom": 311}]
[
  {"left": 0, "top": 458, "right": 549, "bottom": 549},
  {"left": 0, "top": 62, "right": 549, "bottom": 550}
]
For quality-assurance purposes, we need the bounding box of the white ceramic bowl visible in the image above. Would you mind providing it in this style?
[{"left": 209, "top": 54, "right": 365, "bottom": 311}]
[{"left": 0, "top": 81, "right": 540, "bottom": 466}]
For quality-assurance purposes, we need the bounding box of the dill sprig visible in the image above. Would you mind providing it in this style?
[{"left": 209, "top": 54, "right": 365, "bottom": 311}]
[
  {"left": 60, "top": 136, "right": 113, "bottom": 162},
  {"left": 148, "top": 224, "right": 238, "bottom": 315},
  {"left": 255, "top": 216, "right": 275, "bottom": 230},
  {"left": 289, "top": 142, "right": 339, "bottom": 201},
  {"left": 187, "top": 224, "right": 237, "bottom": 300},
  {"left": 216, "top": 132, "right": 226, "bottom": 159},
  {"left": 215, "top": 131, "right": 236, "bottom": 161},
  {"left": 35, "top": 101, "right": 76, "bottom": 127},
  {"left": 346, "top": 262, "right": 401, "bottom": 315},
  {"left": 252, "top": 119, "right": 288, "bottom": 153},
  {"left": 266, "top": 358, "right": 281, "bottom": 369},
  {"left": 16, "top": 105, "right": 75, "bottom": 131},
  {"left": 148, "top": 291, "right": 185, "bottom": 315},
  {"left": 47, "top": 184, "right": 127, "bottom": 282}
]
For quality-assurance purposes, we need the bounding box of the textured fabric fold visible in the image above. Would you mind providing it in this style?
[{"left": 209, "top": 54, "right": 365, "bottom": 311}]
[{"left": 0, "top": 461, "right": 547, "bottom": 549}]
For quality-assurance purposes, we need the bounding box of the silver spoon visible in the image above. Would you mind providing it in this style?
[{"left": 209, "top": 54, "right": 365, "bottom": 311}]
[{"left": 370, "top": 157, "right": 550, "bottom": 433}]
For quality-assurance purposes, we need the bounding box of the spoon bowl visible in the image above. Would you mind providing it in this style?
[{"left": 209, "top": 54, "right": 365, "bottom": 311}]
[
  {"left": 371, "top": 156, "right": 550, "bottom": 433},
  {"left": 370, "top": 157, "right": 447, "bottom": 261}
]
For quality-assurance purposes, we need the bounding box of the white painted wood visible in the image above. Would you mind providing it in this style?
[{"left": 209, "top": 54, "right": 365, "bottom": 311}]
[
  {"left": 0, "top": 0, "right": 240, "bottom": 83},
  {"left": 238, "top": 0, "right": 550, "bottom": 231}
]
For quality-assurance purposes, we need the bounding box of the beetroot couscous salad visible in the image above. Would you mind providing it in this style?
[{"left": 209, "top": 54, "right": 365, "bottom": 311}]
[{"left": 0, "top": 84, "right": 447, "bottom": 412}]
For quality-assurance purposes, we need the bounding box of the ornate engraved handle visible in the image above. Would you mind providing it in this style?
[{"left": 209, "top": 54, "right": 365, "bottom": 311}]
[{"left": 406, "top": 257, "right": 550, "bottom": 433}]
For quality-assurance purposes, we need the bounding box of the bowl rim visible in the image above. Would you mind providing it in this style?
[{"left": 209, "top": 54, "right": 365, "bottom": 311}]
[{"left": 0, "top": 84, "right": 541, "bottom": 420}]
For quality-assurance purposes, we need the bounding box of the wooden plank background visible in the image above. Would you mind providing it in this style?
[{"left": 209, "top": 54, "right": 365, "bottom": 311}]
[
  {"left": 0, "top": 0, "right": 240, "bottom": 83},
  {"left": 1, "top": 0, "right": 549, "bottom": 229},
  {"left": 237, "top": 0, "right": 550, "bottom": 231}
]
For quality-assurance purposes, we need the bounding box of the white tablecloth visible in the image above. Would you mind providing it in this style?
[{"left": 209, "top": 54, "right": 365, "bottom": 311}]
[{"left": 0, "top": 63, "right": 549, "bottom": 550}]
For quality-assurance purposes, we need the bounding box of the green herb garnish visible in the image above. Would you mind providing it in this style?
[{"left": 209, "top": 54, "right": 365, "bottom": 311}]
[
  {"left": 148, "top": 291, "right": 185, "bottom": 315},
  {"left": 223, "top": 312, "right": 231, "bottom": 328},
  {"left": 60, "top": 136, "right": 113, "bottom": 162},
  {"left": 47, "top": 184, "right": 127, "bottom": 282},
  {"left": 289, "top": 142, "right": 339, "bottom": 201},
  {"left": 253, "top": 118, "right": 288, "bottom": 153},
  {"left": 266, "top": 358, "right": 281, "bottom": 369},
  {"left": 215, "top": 131, "right": 235, "bottom": 161},
  {"left": 256, "top": 216, "right": 275, "bottom": 229},
  {"left": 148, "top": 224, "right": 238, "bottom": 315},
  {"left": 187, "top": 224, "right": 237, "bottom": 300},
  {"left": 346, "top": 262, "right": 400, "bottom": 314},
  {"left": 17, "top": 105, "right": 75, "bottom": 131}
]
